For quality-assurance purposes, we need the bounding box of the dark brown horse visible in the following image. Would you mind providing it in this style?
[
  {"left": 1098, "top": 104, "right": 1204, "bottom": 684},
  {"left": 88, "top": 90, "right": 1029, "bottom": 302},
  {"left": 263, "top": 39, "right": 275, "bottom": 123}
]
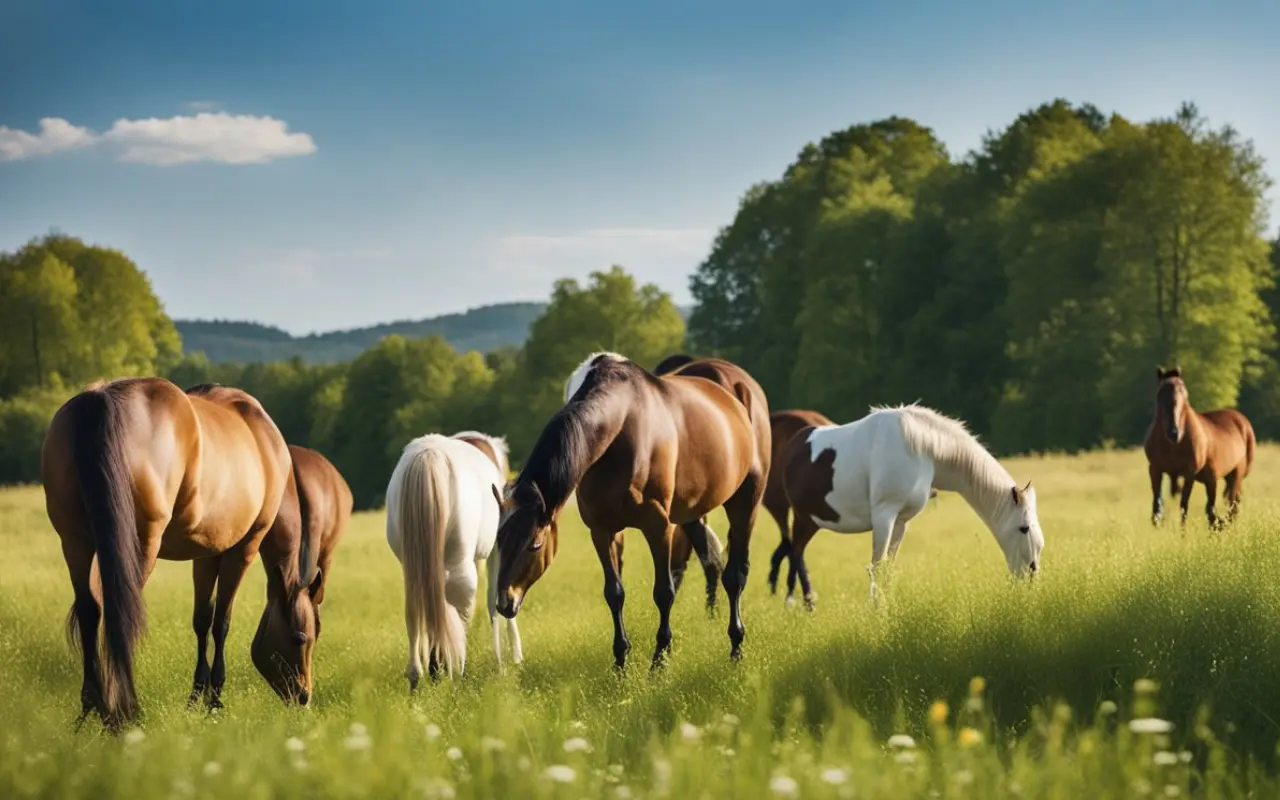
[
  {"left": 251, "top": 445, "right": 352, "bottom": 705},
  {"left": 1144, "top": 366, "right": 1255, "bottom": 529},
  {"left": 759, "top": 409, "right": 834, "bottom": 594},
  {"left": 41, "top": 379, "right": 293, "bottom": 729},
  {"left": 495, "top": 352, "right": 770, "bottom": 669}
]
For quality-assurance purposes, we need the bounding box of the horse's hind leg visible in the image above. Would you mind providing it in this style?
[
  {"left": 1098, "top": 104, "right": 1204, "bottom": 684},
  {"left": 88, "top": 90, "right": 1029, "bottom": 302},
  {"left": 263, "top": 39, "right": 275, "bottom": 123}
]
[
  {"left": 1224, "top": 470, "right": 1242, "bottom": 524},
  {"left": 62, "top": 538, "right": 106, "bottom": 726},
  {"left": 722, "top": 470, "right": 764, "bottom": 661},
  {"left": 764, "top": 494, "right": 791, "bottom": 596},
  {"left": 206, "top": 545, "right": 258, "bottom": 709},
  {"left": 678, "top": 518, "right": 723, "bottom": 613},
  {"left": 189, "top": 556, "right": 219, "bottom": 707},
  {"left": 788, "top": 515, "right": 820, "bottom": 612},
  {"left": 591, "top": 529, "right": 630, "bottom": 670},
  {"left": 644, "top": 524, "right": 678, "bottom": 670},
  {"left": 1203, "top": 474, "right": 1222, "bottom": 531}
]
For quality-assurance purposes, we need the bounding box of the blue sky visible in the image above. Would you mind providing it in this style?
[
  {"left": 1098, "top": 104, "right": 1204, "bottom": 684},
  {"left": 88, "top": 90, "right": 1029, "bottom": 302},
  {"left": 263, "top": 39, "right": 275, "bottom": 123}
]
[{"left": 1, "top": 0, "right": 1276, "bottom": 334}]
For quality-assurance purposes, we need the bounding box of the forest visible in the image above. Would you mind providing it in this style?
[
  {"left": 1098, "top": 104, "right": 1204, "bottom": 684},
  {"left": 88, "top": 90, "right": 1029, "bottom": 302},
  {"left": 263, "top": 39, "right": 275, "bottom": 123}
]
[{"left": 3, "top": 99, "right": 1279, "bottom": 509}]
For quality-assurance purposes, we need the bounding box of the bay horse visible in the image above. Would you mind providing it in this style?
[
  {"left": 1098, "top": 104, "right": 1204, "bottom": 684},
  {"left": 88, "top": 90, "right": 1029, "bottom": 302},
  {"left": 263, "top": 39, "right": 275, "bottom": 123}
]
[
  {"left": 496, "top": 352, "right": 770, "bottom": 669},
  {"left": 251, "top": 445, "right": 352, "bottom": 705},
  {"left": 41, "top": 379, "right": 292, "bottom": 730},
  {"left": 385, "top": 430, "right": 522, "bottom": 690},
  {"left": 783, "top": 403, "right": 1044, "bottom": 609},
  {"left": 1144, "top": 366, "right": 1255, "bottom": 529}
]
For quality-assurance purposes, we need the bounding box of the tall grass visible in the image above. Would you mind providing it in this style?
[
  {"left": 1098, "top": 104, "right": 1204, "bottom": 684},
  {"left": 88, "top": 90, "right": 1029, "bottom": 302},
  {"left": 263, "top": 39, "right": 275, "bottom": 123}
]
[{"left": 3, "top": 445, "right": 1280, "bottom": 797}]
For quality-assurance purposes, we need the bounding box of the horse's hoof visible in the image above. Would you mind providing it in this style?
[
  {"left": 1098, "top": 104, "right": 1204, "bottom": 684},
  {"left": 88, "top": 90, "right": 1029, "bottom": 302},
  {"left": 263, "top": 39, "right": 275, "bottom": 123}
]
[
  {"left": 804, "top": 594, "right": 817, "bottom": 613},
  {"left": 729, "top": 646, "right": 743, "bottom": 662}
]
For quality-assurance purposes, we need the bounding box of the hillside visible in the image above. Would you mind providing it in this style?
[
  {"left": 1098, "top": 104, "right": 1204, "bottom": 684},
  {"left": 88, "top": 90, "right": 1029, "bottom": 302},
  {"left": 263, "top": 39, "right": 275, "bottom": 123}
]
[{"left": 176, "top": 302, "right": 546, "bottom": 364}]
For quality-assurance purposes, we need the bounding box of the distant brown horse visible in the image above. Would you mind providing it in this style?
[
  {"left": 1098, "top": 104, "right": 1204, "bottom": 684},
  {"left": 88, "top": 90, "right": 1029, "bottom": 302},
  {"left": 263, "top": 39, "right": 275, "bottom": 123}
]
[
  {"left": 495, "top": 352, "right": 770, "bottom": 669},
  {"left": 251, "top": 445, "right": 352, "bottom": 705},
  {"left": 760, "top": 409, "right": 834, "bottom": 594},
  {"left": 41, "top": 379, "right": 292, "bottom": 729},
  {"left": 1144, "top": 366, "right": 1255, "bottom": 529}
]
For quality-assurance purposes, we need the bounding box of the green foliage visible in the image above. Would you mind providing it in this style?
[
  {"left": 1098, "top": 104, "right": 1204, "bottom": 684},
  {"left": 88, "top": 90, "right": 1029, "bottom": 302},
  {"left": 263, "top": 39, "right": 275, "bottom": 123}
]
[{"left": 689, "top": 100, "right": 1275, "bottom": 453}]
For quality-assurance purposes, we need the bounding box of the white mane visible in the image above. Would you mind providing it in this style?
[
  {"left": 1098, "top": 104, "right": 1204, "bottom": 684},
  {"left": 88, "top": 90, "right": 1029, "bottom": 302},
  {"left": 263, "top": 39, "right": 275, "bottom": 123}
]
[
  {"left": 563, "top": 351, "right": 629, "bottom": 404},
  {"left": 451, "top": 430, "right": 511, "bottom": 477},
  {"left": 875, "top": 402, "right": 1016, "bottom": 510}
]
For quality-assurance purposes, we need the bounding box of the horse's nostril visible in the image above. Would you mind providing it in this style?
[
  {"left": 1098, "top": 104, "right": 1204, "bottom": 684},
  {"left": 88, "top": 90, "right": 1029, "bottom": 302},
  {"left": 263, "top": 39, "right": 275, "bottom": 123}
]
[{"left": 298, "top": 689, "right": 310, "bottom": 706}]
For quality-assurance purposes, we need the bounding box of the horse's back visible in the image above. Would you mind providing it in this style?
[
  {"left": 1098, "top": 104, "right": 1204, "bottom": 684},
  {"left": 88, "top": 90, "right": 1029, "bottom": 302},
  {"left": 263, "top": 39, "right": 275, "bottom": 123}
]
[
  {"left": 1201, "top": 408, "right": 1256, "bottom": 472},
  {"left": 387, "top": 434, "right": 503, "bottom": 560},
  {"left": 659, "top": 357, "right": 772, "bottom": 473}
]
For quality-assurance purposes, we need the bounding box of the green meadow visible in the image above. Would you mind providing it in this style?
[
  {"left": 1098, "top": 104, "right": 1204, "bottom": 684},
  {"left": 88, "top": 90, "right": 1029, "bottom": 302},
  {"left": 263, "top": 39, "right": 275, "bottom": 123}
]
[{"left": 4, "top": 446, "right": 1280, "bottom": 798}]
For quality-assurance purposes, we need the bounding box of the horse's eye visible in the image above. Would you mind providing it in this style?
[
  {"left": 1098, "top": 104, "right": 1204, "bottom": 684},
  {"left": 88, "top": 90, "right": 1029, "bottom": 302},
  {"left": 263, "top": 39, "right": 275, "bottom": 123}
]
[
  {"left": 293, "top": 631, "right": 309, "bottom": 645},
  {"left": 1019, "top": 525, "right": 1030, "bottom": 534}
]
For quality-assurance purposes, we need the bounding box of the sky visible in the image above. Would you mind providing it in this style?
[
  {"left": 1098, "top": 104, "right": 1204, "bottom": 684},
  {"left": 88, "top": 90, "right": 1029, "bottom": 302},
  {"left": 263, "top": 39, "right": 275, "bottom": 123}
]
[{"left": 1, "top": 0, "right": 1277, "bottom": 335}]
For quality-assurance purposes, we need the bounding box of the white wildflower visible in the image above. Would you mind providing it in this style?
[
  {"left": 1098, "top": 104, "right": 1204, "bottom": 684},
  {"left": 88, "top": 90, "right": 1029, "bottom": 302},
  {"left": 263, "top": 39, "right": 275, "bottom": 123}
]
[
  {"left": 1164, "top": 786, "right": 1181, "bottom": 798},
  {"left": 517, "top": 756, "right": 532, "bottom": 772},
  {"left": 425, "top": 723, "right": 443, "bottom": 741},
  {"left": 563, "top": 736, "right": 592, "bottom": 753},
  {"left": 344, "top": 731, "right": 372, "bottom": 751},
  {"left": 424, "top": 779, "right": 457, "bottom": 799},
  {"left": 544, "top": 764, "right": 577, "bottom": 783},
  {"left": 820, "top": 767, "right": 849, "bottom": 785},
  {"left": 953, "top": 770, "right": 974, "bottom": 786},
  {"left": 123, "top": 728, "right": 146, "bottom": 745},
  {"left": 290, "top": 755, "right": 309, "bottom": 772},
  {"left": 615, "top": 786, "right": 634, "bottom": 800},
  {"left": 1129, "top": 718, "right": 1174, "bottom": 735},
  {"left": 894, "top": 751, "right": 918, "bottom": 765},
  {"left": 1134, "top": 679, "right": 1159, "bottom": 695},
  {"left": 770, "top": 774, "right": 799, "bottom": 797},
  {"left": 445, "top": 746, "right": 463, "bottom": 761},
  {"left": 679, "top": 722, "right": 702, "bottom": 742},
  {"left": 570, "top": 720, "right": 587, "bottom": 732},
  {"left": 722, "top": 713, "right": 740, "bottom": 727},
  {"left": 203, "top": 761, "right": 222, "bottom": 777},
  {"left": 887, "top": 734, "right": 916, "bottom": 749},
  {"left": 481, "top": 737, "right": 506, "bottom": 754},
  {"left": 285, "top": 737, "right": 306, "bottom": 753},
  {"left": 1098, "top": 700, "right": 1118, "bottom": 715},
  {"left": 1153, "top": 751, "right": 1178, "bottom": 766},
  {"left": 1178, "top": 751, "right": 1192, "bottom": 763}
]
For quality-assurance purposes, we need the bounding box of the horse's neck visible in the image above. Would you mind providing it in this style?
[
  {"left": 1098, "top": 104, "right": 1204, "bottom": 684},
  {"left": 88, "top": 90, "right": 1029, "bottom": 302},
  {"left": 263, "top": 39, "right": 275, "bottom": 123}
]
[{"left": 931, "top": 450, "right": 1014, "bottom": 534}]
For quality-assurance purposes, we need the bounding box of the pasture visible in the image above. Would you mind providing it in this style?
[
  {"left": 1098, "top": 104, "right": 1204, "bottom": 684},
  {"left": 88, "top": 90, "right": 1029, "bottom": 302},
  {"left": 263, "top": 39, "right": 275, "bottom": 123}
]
[{"left": 4, "top": 445, "right": 1280, "bottom": 798}]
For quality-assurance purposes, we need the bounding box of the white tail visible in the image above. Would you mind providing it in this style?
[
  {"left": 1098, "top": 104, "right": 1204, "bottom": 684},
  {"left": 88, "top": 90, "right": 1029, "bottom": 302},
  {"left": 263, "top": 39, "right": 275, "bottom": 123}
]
[{"left": 397, "top": 445, "right": 469, "bottom": 678}]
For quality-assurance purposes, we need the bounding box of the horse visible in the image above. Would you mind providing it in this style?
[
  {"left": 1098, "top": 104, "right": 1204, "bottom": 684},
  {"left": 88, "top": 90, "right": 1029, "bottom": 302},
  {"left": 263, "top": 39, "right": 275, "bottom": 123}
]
[
  {"left": 495, "top": 352, "right": 770, "bottom": 670},
  {"left": 759, "top": 409, "right": 834, "bottom": 594},
  {"left": 1143, "top": 366, "right": 1255, "bottom": 529},
  {"left": 782, "top": 403, "right": 1044, "bottom": 609},
  {"left": 250, "top": 445, "right": 352, "bottom": 705},
  {"left": 41, "top": 379, "right": 293, "bottom": 730},
  {"left": 385, "top": 430, "right": 521, "bottom": 690}
]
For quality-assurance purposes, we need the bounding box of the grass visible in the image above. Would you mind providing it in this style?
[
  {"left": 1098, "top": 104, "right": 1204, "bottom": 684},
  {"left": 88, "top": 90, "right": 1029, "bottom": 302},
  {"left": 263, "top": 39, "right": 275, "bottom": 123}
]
[{"left": 5, "top": 445, "right": 1280, "bottom": 797}]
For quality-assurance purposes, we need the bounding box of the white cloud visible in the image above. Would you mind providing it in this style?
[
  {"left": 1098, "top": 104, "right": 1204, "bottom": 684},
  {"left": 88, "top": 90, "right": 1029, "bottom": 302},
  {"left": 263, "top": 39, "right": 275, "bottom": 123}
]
[
  {"left": 0, "top": 112, "right": 316, "bottom": 166},
  {"left": 0, "top": 118, "right": 96, "bottom": 161}
]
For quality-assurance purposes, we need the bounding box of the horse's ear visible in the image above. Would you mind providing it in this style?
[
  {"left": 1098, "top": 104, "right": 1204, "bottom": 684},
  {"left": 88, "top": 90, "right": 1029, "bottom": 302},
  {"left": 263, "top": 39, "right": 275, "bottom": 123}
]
[
  {"left": 1170, "top": 364, "right": 1182, "bottom": 378},
  {"left": 1011, "top": 485, "right": 1022, "bottom": 505},
  {"left": 307, "top": 567, "right": 323, "bottom": 599},
  {"left": 1156, "top": 366, "right": 1167, "bottom": 380}
]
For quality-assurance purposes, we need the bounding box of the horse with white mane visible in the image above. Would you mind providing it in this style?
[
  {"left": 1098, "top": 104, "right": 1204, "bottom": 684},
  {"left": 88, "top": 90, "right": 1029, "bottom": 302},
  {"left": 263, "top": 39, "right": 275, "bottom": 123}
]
[
  {"left": 782, "top": 403, "right": 1044, "bottom": 608},
  {"left": 385, "top": 431, "right": 523, "bottom": 689}
]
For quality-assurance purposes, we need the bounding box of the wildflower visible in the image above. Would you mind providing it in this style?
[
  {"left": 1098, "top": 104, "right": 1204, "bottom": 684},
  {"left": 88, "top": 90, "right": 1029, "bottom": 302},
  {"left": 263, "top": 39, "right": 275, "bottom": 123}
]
[
  {"left": 445, "top": 747, "right": 463, "bottom": 761},
  {"left": 517, "top": 756, "right": 532, "bottom": 772},
  {"left": 608, "top": 764, "right": 625, "bottom": 777},
  {"left": 481, "top": 737, "right": 506, "bottom": 754},
  {"left": 969, "top": 676, "right": 987, "bottom": 696},
  {"left": 1178, "top": 751, "right": 1192, "bottom": 763},
  {"left": 894, "top": 751, "right": 918, "bottom": 765},
  {"left": 679, "top": 722, "right": 702, "bottom": 742},
  {"left": 349, "top": 722, "right": 368, "bottom": 736},
  {"left": 820, "top": 767, "right": 849, "bottom": 785},
  {"left": 563, "top": 737, "right": 591, "bottom": 753},
  {"left": 722, "top": 713, "right": 740, "bottom": 727},
  {"left": 171, "top": 777, "right": 194, "bottom": 796},
  {"left": 1134, "top": 678, "right": 1159, "bottom": 695},
  {"left": 285, "top": 737, "right": 306, "bottom": 753},
  {"left": 953, "top": 770, "right": 974, "bottom": 786},
  {"left": 344, "top": 725, "right": 372, "bottom": 751},
  {"left": 1164, "top": 786, "right": 1181, "bottom": 798},
  {"left": 928, "top": 701, "right": 949, "bottom": 725},
  {"left": 1129, "top": 718, "right": 1174, "bottom": 735},
  {"left": 1153, "top": 751, "right": 1178, "bottom": 766},
  {"left": 769, "top": 774, "right": 799, "bottom": 797},
  {"left": 570, "top": 720, "right": 587, "bottom": 732},
  {"left": 1098, "top": 700, "right": 1118, "bottom": 716},
  {"left": 615, "top": 786, "right": 634, "bottom": 800},
  {"left": 203, "top": 761, "right": 222, "bottom": 777},
  {"left": 958, "top": 727, "right": 983, "bottom": 748},
  {"left": 290, "top": 756, "right": 309, "bottom": 772},
  {"left": 544, "top": 764, "right": 577, "bottom": 783},
  {"left": 123, "top": 728, "right": 146, "bottom": 745},
  {"left": 425, "top": 723, "right": 442, "bottom": 741},
  {"left": 887, "top": 734, "right": 916, "bottom": 749},
  {"left": 424, "top": 778, "right": 456, "bottom": 799}
]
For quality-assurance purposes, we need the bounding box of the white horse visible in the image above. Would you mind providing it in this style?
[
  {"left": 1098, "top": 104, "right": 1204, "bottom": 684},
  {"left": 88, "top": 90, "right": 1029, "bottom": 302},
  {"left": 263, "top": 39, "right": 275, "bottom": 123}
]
[
  {"left": 385, "top": 431, "right": 522, "bottom": 689},
  {"left": 781, "top": 403, "right": 1045, "bottom": 607}
]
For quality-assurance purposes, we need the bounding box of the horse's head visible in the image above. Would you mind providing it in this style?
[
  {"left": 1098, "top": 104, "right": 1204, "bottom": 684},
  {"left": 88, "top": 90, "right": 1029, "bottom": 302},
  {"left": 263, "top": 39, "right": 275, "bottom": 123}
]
[
  {"left": 251, "top": 569, "right": 323, "bottom": 706},
  {"left": 493, "top": 480, "right": 560, "bottom": 618},
  {"left": 999, "top": 482, "right": 1043, "bottom": 578},
  {"left": 1155, "top": 366, "right": 1188, "bottom": 443}
]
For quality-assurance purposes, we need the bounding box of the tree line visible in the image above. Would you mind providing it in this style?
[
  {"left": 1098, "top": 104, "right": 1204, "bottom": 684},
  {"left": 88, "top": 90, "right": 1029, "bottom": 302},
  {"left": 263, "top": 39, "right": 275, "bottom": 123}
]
[{"left": 3, "top": 99, "right": 1279, "bottom": 506}]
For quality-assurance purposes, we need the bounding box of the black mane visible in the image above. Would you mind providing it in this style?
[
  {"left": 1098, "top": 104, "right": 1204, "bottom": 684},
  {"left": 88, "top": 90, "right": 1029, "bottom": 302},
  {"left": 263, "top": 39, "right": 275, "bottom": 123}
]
[{"left": 653, "top": 353, "right": 697, "bottom": 376}]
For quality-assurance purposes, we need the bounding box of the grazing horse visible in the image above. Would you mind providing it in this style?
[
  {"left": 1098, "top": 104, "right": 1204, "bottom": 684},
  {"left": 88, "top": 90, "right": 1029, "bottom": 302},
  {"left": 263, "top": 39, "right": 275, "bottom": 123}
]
[
  {"left": 1144, "top": 366, "right": 1255, "bottom": 529},
  {"left": 783, "top": 403, "right": 1044, "bottom": 609},
  {"left": 41, "top": 379, "right": 292, "bottom": 729},
  {"left": 760, "top": 409, "right": 834, "bottom": 594},
  {"left": 251, "top": 445, "right": 352, "bottom": 705},
  {"left": 385, "top": 431, "right": 521, "bottom": 690},
  {"left": 496, "top": 352, "right": 769, "bottom": 670}
]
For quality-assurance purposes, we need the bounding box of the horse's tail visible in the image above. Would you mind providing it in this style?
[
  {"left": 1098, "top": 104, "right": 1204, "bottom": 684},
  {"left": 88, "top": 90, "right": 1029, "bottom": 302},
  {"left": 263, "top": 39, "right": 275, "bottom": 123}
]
[
  {"left": 397, "top": 445, "right": 468, "bottom": 678},
  {"left": 1245, "top": 419, "right": 1257, "bottom": 473},
  {"left": 69, "top": 387, "right": 145, "bottom": 724}
]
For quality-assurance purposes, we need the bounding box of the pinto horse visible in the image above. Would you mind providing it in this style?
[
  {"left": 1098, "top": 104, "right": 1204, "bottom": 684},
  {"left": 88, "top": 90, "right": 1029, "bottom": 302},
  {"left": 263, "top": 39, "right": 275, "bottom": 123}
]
[
  {"left": 495, "top": 352, "right": 770, "bottom": 669},
  {"left": 1144, "top": 366, "right": 1255, "bottom": 529},
  {"left": 783, "top": 403, "right": 1044, "bottom": 609},
  {"left": 251, "top": 445, "right": 352, "bottom": 705},
  {"left": 41, "top": 379, "right": 292, "bottom": 729}
]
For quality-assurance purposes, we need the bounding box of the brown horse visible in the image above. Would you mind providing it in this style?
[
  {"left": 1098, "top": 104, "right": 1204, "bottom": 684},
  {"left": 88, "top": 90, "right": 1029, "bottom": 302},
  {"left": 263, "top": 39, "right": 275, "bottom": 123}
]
[
  {"left": 495, "top": 352, "right": 770, "bottom": 669},
  {"left": 1144, "top": 366, "right": 1255, "bottom": 529},
  {"left": 759, "top": 409, "right": 834, "bottom": 594},
  {"left": 251, "top": 445, "right": 352, "bottom": 705},
  {"left": 41, "top": 378, "right": 292, "bottom": 729}
]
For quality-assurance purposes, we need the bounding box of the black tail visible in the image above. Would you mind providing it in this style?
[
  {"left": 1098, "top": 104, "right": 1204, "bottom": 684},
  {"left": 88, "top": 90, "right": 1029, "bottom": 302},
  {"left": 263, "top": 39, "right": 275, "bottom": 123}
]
[{"left": 70, "top": 388, "right": 145, "bottom": 724}]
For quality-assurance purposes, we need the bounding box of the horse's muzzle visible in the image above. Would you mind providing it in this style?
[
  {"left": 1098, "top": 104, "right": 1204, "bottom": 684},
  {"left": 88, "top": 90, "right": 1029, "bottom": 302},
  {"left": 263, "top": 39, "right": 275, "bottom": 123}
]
[{"left": 496, "top": 592, "right": 522, "bottom": 619}]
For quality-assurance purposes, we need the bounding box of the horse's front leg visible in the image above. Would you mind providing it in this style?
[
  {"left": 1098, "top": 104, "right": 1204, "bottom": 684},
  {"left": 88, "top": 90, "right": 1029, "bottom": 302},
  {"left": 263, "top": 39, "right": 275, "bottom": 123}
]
[
  {"left": 788, "top": 515, "right": 820, "bottom": 612},
  {"left": 1178, "top": 474, "right": 1194, "bottom": 526},
  {"left": 206, "top": 546, "right": 257, "bottom": 710},
  {"left": 189, "top": 557, "right": 219, "bottom": 707},
  {"left": 590, "top": 528, "right": 629, "bottom": 670},
  {"left": 867, "top": 509, "right": 897, "bottom": 606},
  {"left": 1148, "top": 464, "right": 1165, "bottom": 526},
  {"left": 645, "top": 524, "right": 677, "bottom": 670}
]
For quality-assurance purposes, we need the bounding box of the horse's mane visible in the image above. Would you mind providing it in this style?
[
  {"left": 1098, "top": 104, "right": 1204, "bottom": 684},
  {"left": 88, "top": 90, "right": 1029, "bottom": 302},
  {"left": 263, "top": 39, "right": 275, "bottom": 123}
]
[
  {"left": 523, "top": 356, "right": 643, "bottom": 515},
  {"left": 564, "top": 351, "right": 629, "bottom": 404},
  {"left": 874, "top": 402, "right": 1015, "bottom": 505},
  {"left": 653, "top": 353, "right": 697, "bottom": 376}
]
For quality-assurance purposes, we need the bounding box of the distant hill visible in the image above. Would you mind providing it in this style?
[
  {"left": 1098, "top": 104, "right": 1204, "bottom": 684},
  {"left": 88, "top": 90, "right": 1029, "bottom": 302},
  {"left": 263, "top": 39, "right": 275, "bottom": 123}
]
[{"left": 176, "top": 302, "right": 547, "bottom": 364}]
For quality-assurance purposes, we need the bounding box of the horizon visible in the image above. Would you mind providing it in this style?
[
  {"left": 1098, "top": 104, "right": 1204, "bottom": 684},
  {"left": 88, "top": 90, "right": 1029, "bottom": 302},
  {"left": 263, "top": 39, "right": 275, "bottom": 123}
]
[{"left": 3, "top": 0, "right": 1278, "bottom": 336}]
